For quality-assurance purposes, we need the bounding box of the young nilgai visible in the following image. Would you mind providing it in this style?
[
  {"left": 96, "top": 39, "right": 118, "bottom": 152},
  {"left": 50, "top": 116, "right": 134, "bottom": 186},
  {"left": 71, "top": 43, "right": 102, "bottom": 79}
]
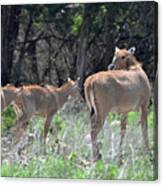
[
  {"left": 12, "top": 78, "right": 80, "bottom": 147},
  {"left": 84, "top": 47, "right": 151, "bottom": 161}
]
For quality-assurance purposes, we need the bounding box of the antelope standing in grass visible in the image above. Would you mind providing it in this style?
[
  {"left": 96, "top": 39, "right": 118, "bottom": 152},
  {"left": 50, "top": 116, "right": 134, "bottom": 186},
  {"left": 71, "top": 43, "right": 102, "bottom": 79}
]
[
  {"left": 12, "top": 78, "right": 80, "bottom": 147},
  {"left": 1, "top": 85, "right": 20, "bottom": 112},
  {"left": 84, "top": 46, "right": 151, "bottom": 161}
]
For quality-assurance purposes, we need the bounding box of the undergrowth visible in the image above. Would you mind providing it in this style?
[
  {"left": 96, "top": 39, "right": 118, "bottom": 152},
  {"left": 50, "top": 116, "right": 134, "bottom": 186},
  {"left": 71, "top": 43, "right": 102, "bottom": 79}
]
[{"left": 1, "top": 105, "right": 156, "bottom": 180}]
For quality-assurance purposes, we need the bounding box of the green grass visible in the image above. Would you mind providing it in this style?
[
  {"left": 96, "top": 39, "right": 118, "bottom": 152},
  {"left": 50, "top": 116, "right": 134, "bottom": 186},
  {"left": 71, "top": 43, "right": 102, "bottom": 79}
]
[
  {"left": 1, "top": 152, "right": 154, "bottom": 180},
  {"left": 128, "top": 112, "right": 139, "bottom": 126},
  {"left": 1, "top": 105, "right": 16, "bottom": 133},
  {"left": 1, "top": 153, "right": 87, "bottom": 178},
  {"left": 1, "top": 104, "right": 156, "bottom": 180}
]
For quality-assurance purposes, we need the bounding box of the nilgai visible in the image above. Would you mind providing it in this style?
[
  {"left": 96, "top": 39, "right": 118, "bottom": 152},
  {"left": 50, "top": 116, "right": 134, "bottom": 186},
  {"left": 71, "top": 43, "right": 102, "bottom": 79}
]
[
  {"left": 84, "top": 46, "right": 151, "bottom": 161},
  {"left": 12, "top": 78, "right": 80, "bottom": 147}
]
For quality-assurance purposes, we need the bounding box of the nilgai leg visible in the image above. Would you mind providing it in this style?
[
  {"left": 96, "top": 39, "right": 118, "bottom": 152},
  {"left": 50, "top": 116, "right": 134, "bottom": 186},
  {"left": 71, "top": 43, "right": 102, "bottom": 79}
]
[
  {"left": 91, "top": 113, "right": 104, "bottom": 161},
  {"left": 43, "top": 114, "right": 53, "bottom": 153}
]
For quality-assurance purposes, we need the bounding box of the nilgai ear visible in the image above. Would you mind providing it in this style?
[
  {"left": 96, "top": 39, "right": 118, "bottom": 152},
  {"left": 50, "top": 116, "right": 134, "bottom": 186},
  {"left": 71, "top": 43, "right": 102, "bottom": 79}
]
[
  {"left": 128, "top": 46, "right": 136, "bottom": 55},
  {"left": 67, "top": 77, "right": 71, "bottom": 82},
  {"left": 108, "top": 64, "right": 115, "bottom": 70},
  {"left": 76, "top": 77, "right": 80, "bottom": 81},
  {"left": 115, "top": 46, "right": 120, "bottom": 53},
  {"left": 75, "top": 77, "right": 81, "bottom": 88}
]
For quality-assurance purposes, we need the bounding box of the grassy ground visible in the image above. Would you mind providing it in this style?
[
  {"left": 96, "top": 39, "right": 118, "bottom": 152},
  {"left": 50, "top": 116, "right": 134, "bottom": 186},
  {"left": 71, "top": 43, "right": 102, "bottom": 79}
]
[{"left": 1, "top": 101, "right": 157, "bottom": 180}]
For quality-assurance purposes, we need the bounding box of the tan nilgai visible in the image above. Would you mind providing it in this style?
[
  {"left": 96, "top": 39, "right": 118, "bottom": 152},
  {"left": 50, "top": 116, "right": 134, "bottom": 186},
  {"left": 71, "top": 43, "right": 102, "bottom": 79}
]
[
  {"left": 12, "top": 78, "right": 80, "bottom": 147},
  {"left": 84, "top": 47, "right": 151, "bottom": 161}
]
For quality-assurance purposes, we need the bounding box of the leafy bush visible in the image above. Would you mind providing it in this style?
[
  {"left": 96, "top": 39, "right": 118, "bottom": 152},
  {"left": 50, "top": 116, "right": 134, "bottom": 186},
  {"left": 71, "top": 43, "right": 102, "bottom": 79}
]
[
  {"left": 128, "top": 112, "right": 139, "bottom": 126},
  {"left": 1, "top": 106, "right": 16, "bottom": 133},
  {"left": 71, "top": 13, "right": 83, "bottom": 35},
  {"left": 148, "top": 106, "right": 154, "bottom": 129}
]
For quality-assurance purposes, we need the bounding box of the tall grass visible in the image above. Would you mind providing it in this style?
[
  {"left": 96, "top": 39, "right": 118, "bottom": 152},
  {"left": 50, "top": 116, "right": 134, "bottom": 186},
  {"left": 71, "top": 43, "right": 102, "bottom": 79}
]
[{"left": 1, "top": 104, "right": 156, "bottom": 180}]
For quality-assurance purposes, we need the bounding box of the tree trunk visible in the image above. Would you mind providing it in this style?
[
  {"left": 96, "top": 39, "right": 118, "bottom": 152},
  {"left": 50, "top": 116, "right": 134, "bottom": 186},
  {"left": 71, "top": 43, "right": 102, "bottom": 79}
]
[
  {"left": 27, "top": 42, "right": 39, "bottom": 83},
  {"left": 103, "top": 5, "right": 116, "bottom": 68},
  {"left": 14, "top": 10, "right": 33, "bottom": 84},
  {"left": 1, "top": 5, "right": 21, "bottom": 86},
  {"left": 76, "top": 5, "right": 92, "bottom": 90}
]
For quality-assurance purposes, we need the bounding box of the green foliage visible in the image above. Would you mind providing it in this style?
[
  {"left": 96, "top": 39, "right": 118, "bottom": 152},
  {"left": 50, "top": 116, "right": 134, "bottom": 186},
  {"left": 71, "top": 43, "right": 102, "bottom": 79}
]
[
  {"left": 1, "top": 162, "right": 19, "bottom": 177},
  {"left": 53, "top": 113, "right": 66, "bottom": 137},
  {"left": 108, "top": 164, "right": 119, "bottom": 179},
  {"left": 124, "top": 154, "right": 155, "bottom": 180},
  {"left": 108, "top": 108, "right": 154, "bottom": 129},
  {"left": 91, "top": 4, "right": 108, "bottom": 33},
  {"left": 71, "top": 13, "right": 83, "bottom": 35},
  {"left": 68, "top": 151, "right": 78, "bottom": 161},
  {"left": 127, "top": 112, "right": 140, "bottom": 126},
  {"left": 108, "top": 113, "right": 121, "bottom": 122},
  {"left": 1, "top": 153, "right": 85, "bottom": 178},
  {"left": 2, "top": 153, "right": 154, "bottom": 180},
  {"left": 1, "top": 153, "right": 118, "bottom": 179},
  {"left": 148, "top": 105, "right": 154, "bottom": 129},
  {"left": 29, "top": 118, "right": 44, "bottom": 135},
  {"left": 1, "top": 105, "right": 155, "bottom": 180},
  {"left": 1, "top": 164, "right": 10, "bottom": 177},
  {"left": 91, "top": 159, "right": 105, "bottom": 179},
  {"left": 1, "top": 106, "right": 16, "bottom": 133},
  {"left": 100, "top": 5, "right": 108, "bottom": 14}
]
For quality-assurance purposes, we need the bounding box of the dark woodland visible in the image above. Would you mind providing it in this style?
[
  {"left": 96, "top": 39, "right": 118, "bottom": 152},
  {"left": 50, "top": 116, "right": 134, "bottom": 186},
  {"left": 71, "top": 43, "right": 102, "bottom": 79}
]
[{"left": 1, "top": 2, "right": 157, "bottom": 89}]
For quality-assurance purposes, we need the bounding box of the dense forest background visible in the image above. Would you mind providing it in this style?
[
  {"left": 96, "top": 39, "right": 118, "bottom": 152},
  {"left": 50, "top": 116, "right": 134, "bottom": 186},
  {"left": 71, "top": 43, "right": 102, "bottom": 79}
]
[{"left": 1, "top": 2, "right": 157, "bottom": 90}]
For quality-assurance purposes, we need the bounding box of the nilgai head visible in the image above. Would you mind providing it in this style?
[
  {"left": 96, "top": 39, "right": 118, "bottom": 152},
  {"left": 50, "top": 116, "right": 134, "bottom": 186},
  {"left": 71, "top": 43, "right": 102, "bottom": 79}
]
[
  {"left": 62, "top": 77, "right": 81, "bottom": 99},
  {"left": 108, "top": 46, "right": 137, "bottom": 70}
]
